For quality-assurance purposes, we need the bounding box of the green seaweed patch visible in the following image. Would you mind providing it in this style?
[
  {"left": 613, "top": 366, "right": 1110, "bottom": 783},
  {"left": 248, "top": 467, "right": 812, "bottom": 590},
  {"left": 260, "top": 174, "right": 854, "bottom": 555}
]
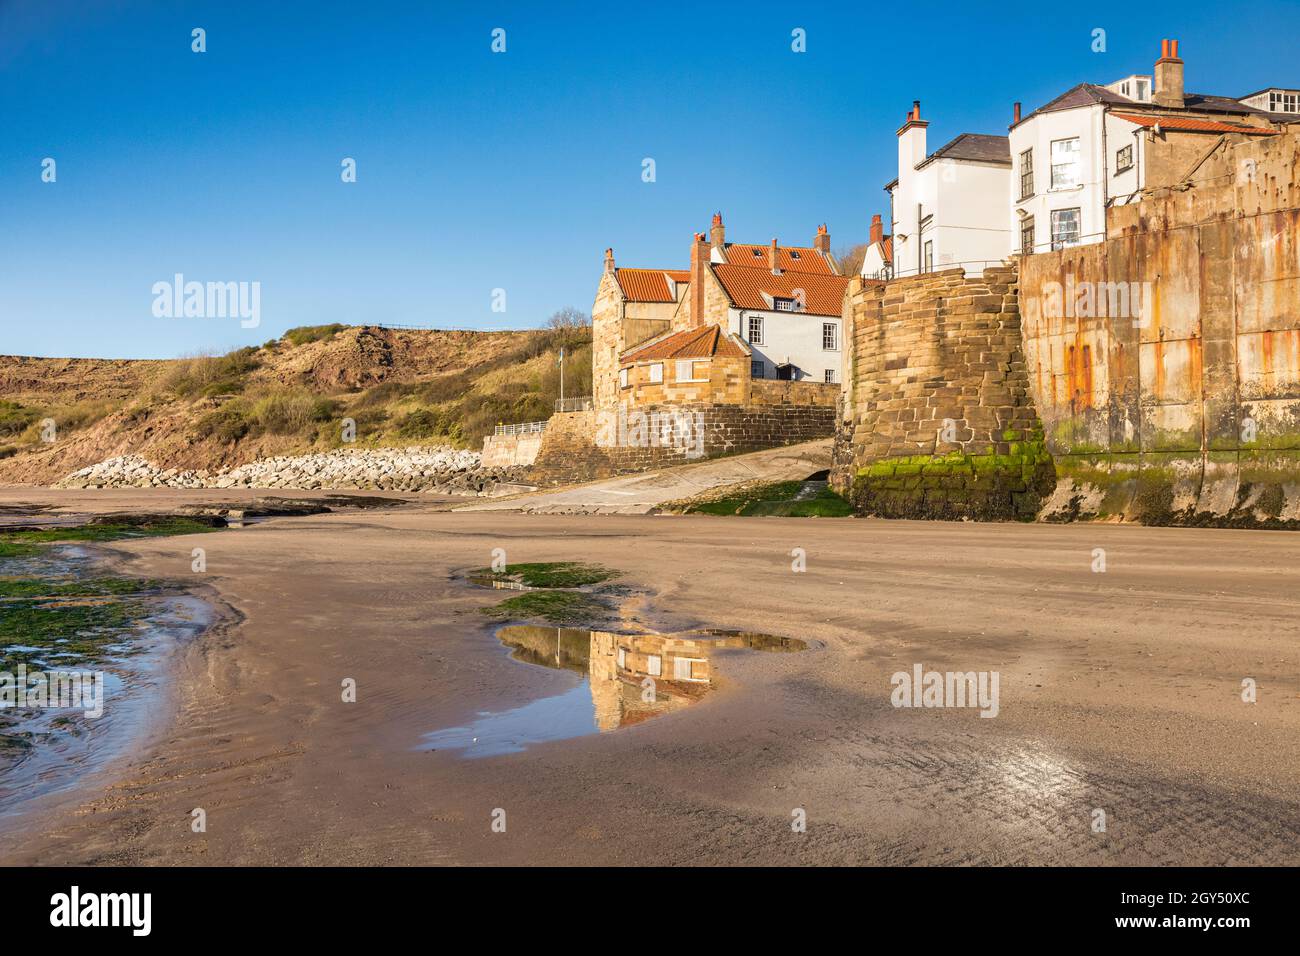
[
  {"left": 0, "top": 576, "right": 167, "bottom": 599},
  {"left": 0, "top": 597, "right": 151, "bottom": 671},
  {"left": 479, "top": 589, "right": 611, "bottom": 626},
  {"left": 474, "top": 561, "right": 618, "bottom": 589},
  {"left": 678, "top": 480, "right": 852, "bottom": 517},
  {"left": 0, "top": 517, "right": 222, "bottom": 549}
]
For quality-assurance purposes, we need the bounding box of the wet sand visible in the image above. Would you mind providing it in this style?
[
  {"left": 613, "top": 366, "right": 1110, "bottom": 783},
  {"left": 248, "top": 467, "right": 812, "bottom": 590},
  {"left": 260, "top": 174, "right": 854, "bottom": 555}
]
[{"left": 2, "top": 487, "right": 1299, "bottom": 866}]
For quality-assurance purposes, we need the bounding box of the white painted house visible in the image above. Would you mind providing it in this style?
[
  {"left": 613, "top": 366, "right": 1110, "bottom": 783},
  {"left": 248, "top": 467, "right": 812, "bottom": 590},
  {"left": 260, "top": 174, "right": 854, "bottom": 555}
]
[
  {"left": 860, "top": 214, "right": 893, "bottom": 280},
  {"left": 885, "top": 101, "right": 1012, "bottom": 277},
  {"left": 706, "top": 234, "right": 851, "bottom": 384},
  {"left": 1009, "top": 39, "right": 1291, "bottom": 256}
]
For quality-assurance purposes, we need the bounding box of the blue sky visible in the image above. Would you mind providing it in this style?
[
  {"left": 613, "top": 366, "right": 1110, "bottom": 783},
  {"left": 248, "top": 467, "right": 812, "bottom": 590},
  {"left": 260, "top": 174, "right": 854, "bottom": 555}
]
[{"left": 2, "top": 0, "right": 1297, "bottom": 359}]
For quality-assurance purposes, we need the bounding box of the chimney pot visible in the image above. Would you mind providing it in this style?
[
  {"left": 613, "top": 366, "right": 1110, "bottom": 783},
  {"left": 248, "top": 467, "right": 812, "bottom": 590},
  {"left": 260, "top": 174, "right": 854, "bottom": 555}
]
[
  {"left": 710, "top": 211, "right": 725, "bottom": 249},
  {"left": 769, "top": 238, "right": 780, "bottom": 274},
  {"left": 813, "top": 223, "right": 830, "bottom": 254},
  {"left": 870, "top": 214, "right": 883, "bottom": 245},
  {"left": 604, "top": 247, "right": 614, "bottom": 273},
  {"left": 1153, "top": 37, "right": 1185, "bottom": 108},
  {"left": 1013, "top": 101, "right": 1022, "bottom": 124}
]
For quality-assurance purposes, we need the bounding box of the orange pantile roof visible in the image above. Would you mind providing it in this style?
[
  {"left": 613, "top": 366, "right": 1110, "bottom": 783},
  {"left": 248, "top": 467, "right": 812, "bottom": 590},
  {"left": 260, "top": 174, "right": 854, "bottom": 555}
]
[
  {"left": 614, "top": 268, "right": 689, "bottom": 302},
  {"left": 620, "top": 324, "right": 748, "bottom": 363},
  {"left": 1112, "top": 113, "right": 1280, "bottom": 135},
  {"left": 711, "top": 264, "right": 850, "bottom": 317},
  {"left": 721, "top": 244, "right": 836, "bottom": 275}
]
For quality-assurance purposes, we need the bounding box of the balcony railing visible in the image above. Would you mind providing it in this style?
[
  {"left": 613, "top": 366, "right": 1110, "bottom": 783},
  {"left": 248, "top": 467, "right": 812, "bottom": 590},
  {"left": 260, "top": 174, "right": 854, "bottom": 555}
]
[
  {"left": 554, "top": 396, "right": 593, "bottom": 413},
  {"left": 493, "top": 421, "right": 547, "bottom": 437}
]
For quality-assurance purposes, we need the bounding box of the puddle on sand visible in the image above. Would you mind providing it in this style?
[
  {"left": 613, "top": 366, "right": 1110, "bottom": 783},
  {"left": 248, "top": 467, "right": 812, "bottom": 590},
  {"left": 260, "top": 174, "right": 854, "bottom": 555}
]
[{"left": 421, "top": 626, "right": 805, "bottom": 758}]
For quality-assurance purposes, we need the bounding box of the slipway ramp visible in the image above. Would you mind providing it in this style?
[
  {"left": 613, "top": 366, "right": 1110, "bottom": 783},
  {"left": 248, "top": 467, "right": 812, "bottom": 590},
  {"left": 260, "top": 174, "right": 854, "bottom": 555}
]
[{"left": 454, "top": 438, "right": 832, "bottom": 515}]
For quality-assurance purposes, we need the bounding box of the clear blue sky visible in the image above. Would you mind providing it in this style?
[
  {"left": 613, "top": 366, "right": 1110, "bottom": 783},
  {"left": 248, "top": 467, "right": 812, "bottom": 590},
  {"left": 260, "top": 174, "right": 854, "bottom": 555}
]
[{"left": 2, "top": 0, "right": 1296, "bottom": 359}]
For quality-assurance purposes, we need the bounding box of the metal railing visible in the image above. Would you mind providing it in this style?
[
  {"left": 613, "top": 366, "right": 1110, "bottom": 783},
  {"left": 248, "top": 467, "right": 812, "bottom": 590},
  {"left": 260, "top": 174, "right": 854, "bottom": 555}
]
[
  {"left": 554, "top": 396, "right": 593, "bottom": 413},
  {"left": 493, "top": 421, "right": 547, "bottom": 437}
]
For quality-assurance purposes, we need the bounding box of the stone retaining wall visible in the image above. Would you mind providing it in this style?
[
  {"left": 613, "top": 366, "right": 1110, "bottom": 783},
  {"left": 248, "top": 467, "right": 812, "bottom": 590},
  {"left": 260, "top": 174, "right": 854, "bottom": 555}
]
[
  {"left": 527, "top": 404, "right": 834, "bottom": 485},
  {"left": 832, "top": 265, "right": 1056, "bottom": 520}
]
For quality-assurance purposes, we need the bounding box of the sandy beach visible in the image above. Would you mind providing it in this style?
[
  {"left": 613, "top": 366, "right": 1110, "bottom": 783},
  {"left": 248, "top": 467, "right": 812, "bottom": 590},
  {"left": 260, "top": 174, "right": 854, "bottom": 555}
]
[{"left": 2, "top": 487, "right": 1298, "bottom": 866}]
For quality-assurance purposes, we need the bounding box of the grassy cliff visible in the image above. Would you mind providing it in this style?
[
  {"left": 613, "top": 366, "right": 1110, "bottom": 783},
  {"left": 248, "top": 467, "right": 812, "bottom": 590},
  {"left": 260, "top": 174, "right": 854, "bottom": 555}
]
[{"left": 0, "top": 324, "right": 591, "bottom": 485}]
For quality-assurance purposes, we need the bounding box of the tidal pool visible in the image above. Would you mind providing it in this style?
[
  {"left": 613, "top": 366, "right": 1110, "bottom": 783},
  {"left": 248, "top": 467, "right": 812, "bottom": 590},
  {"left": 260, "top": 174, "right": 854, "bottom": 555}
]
[{"left": 421, "top": 625, "right": 806, "bottom": 758}]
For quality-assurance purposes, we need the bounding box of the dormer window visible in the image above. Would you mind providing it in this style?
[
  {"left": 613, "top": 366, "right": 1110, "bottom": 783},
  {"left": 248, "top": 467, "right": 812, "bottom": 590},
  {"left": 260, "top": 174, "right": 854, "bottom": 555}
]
[
  {"left": 774, "top": 297, "right": 798, "bottom": 312},
  {"left": 1269, "top": 90, "right": 1299, "bottom": 113},
  {"left": 751, "top": 248, "right": 763, "bottom": 258},
  {"left": 789, "top": 250, "right": 801, "bottom": 259}
]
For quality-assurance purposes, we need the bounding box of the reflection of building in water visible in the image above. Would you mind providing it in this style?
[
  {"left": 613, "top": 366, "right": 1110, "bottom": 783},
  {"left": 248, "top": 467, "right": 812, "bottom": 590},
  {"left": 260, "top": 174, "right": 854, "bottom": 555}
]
[
  {"left": 588, "top": 631, "right": 720, "bottom": 732},
  {"left": 495, "top": 625, "right": 806, "bottom": 734}
]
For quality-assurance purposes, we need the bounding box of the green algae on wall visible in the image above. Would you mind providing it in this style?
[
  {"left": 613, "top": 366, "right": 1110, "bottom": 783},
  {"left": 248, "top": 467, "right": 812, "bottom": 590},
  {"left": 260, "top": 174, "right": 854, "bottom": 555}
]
[{"left": 851, "top": 431, "right": 1057, "bottom": 521}]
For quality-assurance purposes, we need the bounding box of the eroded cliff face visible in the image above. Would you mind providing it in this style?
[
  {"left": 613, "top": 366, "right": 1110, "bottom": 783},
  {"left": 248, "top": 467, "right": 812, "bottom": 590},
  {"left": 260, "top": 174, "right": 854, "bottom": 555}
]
[
  {"left": 1020, "top": 132, "right": 1300, "bottom": 527},
  {"left": 0, "top": 326, "right": 548, "bottom": 486}
]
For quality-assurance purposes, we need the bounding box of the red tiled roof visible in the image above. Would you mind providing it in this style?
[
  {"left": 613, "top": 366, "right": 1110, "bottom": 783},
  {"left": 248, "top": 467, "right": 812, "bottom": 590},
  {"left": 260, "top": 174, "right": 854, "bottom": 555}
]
[
  {"left": 614, "top": 268, "right": 689, "bottom": 302},
  {"left": 878, "top": 237, "right": 893, "bottom": 263},
  {"left": 620, "top": 324, "right": 748, "bottom": 362},
  {"left": 711, "top": 264, "right": 849, "bottom": 317},
  {"left": 721, "top": 244, "right": 835, "bottom": 275},
  {"left": 1112, "top": 112, "right": 1280, "bottom": 135}
]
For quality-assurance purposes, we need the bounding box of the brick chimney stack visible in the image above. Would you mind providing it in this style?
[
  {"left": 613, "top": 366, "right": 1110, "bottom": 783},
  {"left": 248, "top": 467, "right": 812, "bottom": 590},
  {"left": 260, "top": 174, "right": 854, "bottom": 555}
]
[
  {"left": 689, "top": 232, "right": 709, "bottom": 327},
  {"left": 710, "top": 212, "right": 725, "bottom": 251},
  {"left": 1153, "top": 38, "right": 1185, "bottom": 109},
  {"left": 769, "top": 238, "right": 781, "bottom": 275},
  {"left": 1013, "top": 101, "right": 1021, "bottom": 124},
  {"left": 603, "top": 247, "right": 615, "bottom": 273},
  {"left": 870, "top": 214, "right": 883, "bottom": 245},
  {"left": 813, "top": 223, "right": 830, "bottom": 254}
]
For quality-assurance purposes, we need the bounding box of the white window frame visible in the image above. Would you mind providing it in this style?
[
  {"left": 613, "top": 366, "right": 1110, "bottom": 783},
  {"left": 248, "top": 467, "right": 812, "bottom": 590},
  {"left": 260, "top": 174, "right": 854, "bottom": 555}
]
[
  {"left": 1050, "top": 137, "right": 1081, "bottom": 190},
  {"left": 647, "top": 362, "right": 663, "bottom": 384},
  {"left": 646, "top": 654, "right": 662, "bottom": 677},
  {"left": 1115, "top": 144, "right": 1133, "bottom": 173},
  {"left": 822, "top": 322, "right": 838, "bottom": 351},
  {"left": 747, "top": 315, "right": 764, "bottom": 345},
  {"left": 676, "top": 359, "right": 707, "bottom": 383},
  {"left": 824, "top": 369, "right": 835, "bottom": 383},
  {"left": 618, "top": 367, "right": 628, "bottom": 389},
  {"left": 1050, "top": 207, "right": 1081, "bottom": 250}
]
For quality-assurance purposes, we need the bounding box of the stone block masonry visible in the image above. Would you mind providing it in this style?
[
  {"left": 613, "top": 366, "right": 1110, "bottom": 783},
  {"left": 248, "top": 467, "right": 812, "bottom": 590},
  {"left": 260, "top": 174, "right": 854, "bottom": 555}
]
[
  {"left": 832, "top": 265, "right": 1056, "bottom": 520},
  {"left": 527, "top": 404, "right": 835, "bottom": 486}
]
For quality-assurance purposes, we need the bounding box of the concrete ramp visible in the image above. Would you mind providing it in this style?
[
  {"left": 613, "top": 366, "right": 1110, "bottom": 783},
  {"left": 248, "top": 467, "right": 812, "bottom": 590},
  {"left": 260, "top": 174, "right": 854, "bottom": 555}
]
[{"left": 454, "top": 439, "right": 832, "bottom": 515}]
